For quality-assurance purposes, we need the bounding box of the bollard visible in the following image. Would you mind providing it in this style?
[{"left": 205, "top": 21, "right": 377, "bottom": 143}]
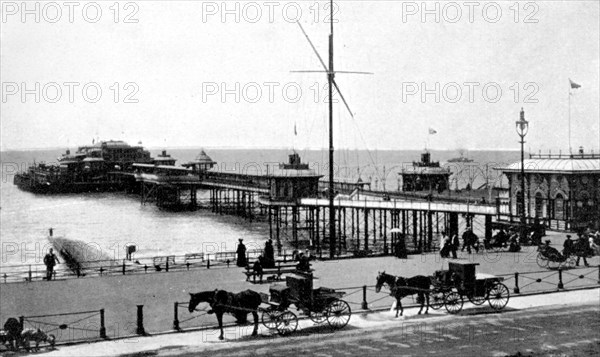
[
  {"left": 558, "top": 269, "right": 564, "bottom": 289},
  {"left": 144, "top": 265, "right": 148, "bottom": 273},
  {"left": 100, "top": 309, "right": 107, "bottom": 338},
  {"left": 28, "top": 265, "right": 32, "bottom": 282},
  {"left": 361, "top": 285, "right": 368, "bottom": 310},
  {"left": 186, "top": 262, "right": 190, "bottom": 271},
  {"left": 100, "top": 267, "right": 104, "bottom": 276},
  {"left": 226, "top": 259, "right": 230, "bottom": 268},
  {"left": 3, "top": 273, "right": 6, "bottom": 283},
  {"left": 136, "top": 305, "right": 146, "bottom": 335},
  {"left": 173, "top": 302, "right": 180, "bottom": 331},
  {"left": 207, "top": 258, "right": 210, "bottom": 269},
  {"left": 166, "top": 259, "right": 169, "bottom": 272},
  {"left": 514, "top": 272, "right": 520, "bottom": 294},
  {"left": 122, "top": 261, "right": 126, "bottom": 275}
]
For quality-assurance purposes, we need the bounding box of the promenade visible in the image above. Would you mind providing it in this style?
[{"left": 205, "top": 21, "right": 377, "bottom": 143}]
[{"left": 1, "top": 233, "right": 599, "bottom": 351}]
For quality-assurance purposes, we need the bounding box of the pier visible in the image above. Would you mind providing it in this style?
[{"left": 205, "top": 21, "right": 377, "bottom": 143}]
[{"left": 129, "top": 152, "right": 500, "bottom": 257}]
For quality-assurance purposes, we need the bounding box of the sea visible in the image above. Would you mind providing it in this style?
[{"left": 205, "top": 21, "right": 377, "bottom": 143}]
[{"left": 0, "top": 148, "right": 520, "bottom": 270}]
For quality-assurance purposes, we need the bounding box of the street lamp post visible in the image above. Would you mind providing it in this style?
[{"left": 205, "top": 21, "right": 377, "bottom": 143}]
[{"left": 516, "top": 108, "right": 529, "bottom": 231}]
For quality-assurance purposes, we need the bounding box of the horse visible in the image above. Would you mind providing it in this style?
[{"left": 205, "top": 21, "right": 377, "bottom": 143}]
[
  {"left": 21, "top": 328, "right": 55, "bottom": 351},
  {"left": 188, "top": 289, "right": 262, "bottom": 340},
  {"left": 2, "top": 318, "right": 22, "bottom": 351},
  {"left": 375, "top": 271, "right": 431, "bottom": 317}
]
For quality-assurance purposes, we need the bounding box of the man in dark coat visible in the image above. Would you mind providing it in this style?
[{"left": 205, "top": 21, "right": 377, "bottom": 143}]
[
  {"left": 461, "top": 228, "right": 473, "bottom": 254},
  {"left": 43, "top": 248, "right": 60, "bottom": 281},
  {"left": 264, "top": 239, "right": 275, "bottom": 268},
  {"left": 563, "top": 235, "right": 574, "bottom": 257},
  {"left": 236, "top": 239, "right": 247, "bottom": 267},
  {"left": 575, "top": 233, "right": 589, "bottom": 267}
]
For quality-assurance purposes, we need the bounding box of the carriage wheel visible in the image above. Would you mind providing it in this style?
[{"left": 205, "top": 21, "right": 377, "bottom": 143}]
[
  {"left": 429, "top": 290, "right": 445, "bottom": 310},
  {"left": 536, "top": 253, "right": 549, "bottom": 268},
  {"left": 564, "top": 255, "right": 577, "bottom": 269},
  {"left": 309, "top": 310, "right": 327, "bottom": 324},
  {"left": 547, "top": 258, "right": 561, "bottom": 270},
  {"left": 276, "top": 311, "right": 298, "bottom": 335},
  {"left": 488, "top": 283, "right": 510, "bottom": 310},
  {"left": 468, "top": 291, "right": 486, "bottom": 306},
  {"left": 326, "top": 300, "right": 351, "bottom": 329},
  {"left": 261, "top": 309, "right": 280, "bottom": 330},
  {"left": 444, "top": 292, "right": 463, "bottom": 314}
]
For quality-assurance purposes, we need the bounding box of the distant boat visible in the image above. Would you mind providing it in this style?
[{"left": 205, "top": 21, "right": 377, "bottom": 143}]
[{"left": 448, "top": 150, "right": 473, "bottom": 163}]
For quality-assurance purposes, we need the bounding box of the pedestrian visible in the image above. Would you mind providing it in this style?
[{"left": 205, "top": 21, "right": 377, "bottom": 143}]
[
  {"left": 236, "top": 239, "right": 247, "bottom": 267},
  {"left": 264, "top": 239, "right": 275, "bottom": 268},
  {"left": 471, "top": 232, "right": 480, "bottom": 253},
  {"left": 575, "top": 234, "right": 589, "bottom": 267},
  {"left": 439, "top": 232, "right": 450, "bottom": 258},
  {"left": 589, "top": 234, "right": 600, "bottom": 256},
  {"left": 562, "top": 235, "right": 574, "bottom": 257},
  {"left": 252, "top": 256, "right": 264, "bottom": 283},
  {"left": 296, "top": 253, "right": 311, "bottom": 272},
  {"left": 462, "top": 227, "right": 474, "bottom": 254},
  {"left": 43, "top": 248, "right": 60, "bottom": 281},
  {"left": 461, "top": 228, "right": 470, "bottom": 253},
  {"left": 451, "top": 233, "right": 459, "bottom": 259}
]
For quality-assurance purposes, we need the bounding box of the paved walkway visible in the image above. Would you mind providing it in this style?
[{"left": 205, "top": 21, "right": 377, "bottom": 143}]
[
  {"left": 1, "top": 232, "right": 598, "bottom": 349},
  {"left": 35, "top": 289, "right": 600, "bottom": 357}
]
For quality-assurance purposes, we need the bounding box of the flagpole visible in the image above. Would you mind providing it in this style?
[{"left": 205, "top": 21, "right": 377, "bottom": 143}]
[{"left": 568, "top": 88, "right": 572, "bottom": 154}]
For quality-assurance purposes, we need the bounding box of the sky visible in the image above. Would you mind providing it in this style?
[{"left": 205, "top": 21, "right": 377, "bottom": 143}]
[{"left": 1, "top": 0, "right": 599, "bottom": 152}]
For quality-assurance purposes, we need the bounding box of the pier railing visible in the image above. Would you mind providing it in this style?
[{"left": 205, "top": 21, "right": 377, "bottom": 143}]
[{"left": 0, "top": 249, "right": 302, "bottom": 284}]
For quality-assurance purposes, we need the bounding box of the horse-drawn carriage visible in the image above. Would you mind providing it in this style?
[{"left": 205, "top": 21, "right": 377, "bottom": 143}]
[
  {"left": 188, "top": 271, "right": 351, "bottom": 339},
  {"left": 429, "top": 262, "right": 510, "bottom": 314},
  {"left": 536, "top": 244, "right": 577, "bottom": 269},
  {"left": 261, "top": 272, "right": 351, "bottom": 335}
]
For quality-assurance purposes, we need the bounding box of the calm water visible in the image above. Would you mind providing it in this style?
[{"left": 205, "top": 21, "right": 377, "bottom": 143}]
[{"left": 0, "top": 148, "right": 519, "bottom": 268}]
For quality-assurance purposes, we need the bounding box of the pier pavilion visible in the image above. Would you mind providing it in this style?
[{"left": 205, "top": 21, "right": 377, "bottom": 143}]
[
  {"left": 496, "top": 150, "right": 600, "bottom": 231},
  {"left": 399, "top": 152, "right": 451, "bottom": 193}
]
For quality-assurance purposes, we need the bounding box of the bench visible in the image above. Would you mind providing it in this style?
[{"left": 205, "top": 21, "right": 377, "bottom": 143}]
[
  {"left": 214, "top": 252, "right": 236, "bottom": 261},
  {"left": 244, "top": 262, "right": 301, "bottom": 284},
  {"left": 153, "top": 256, "right": 176, "bottom": 271},
  {"left": 184, "top": 253, "right": 205, "bottom": 268}
]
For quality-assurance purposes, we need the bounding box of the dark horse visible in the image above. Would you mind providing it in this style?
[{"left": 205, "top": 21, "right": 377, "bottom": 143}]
[
  {"left": 188, "top": 289, "right": 262, "bottom": 340},
  {"left": 375, "top": 272, "right": 430, "bottom": 317}
]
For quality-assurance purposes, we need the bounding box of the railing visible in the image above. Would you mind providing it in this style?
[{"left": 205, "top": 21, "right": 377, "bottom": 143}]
[
  {"left": 529, "top": 152, "right": 599, "bottom": 159},
  {"left": 3, "top": 265, "right": 598, "bottom": 348},
  {"left": 0, "top": 250, "right": 300, "bottom": 284},
  {"left": 172, "top": 265, "right": 600, "bottom": 333},
  {"left": 358, "top": 188, "right": 496, "bottom": 206},
  {"left": 20, "top": 309, "right": 106, "bottom": 345}
]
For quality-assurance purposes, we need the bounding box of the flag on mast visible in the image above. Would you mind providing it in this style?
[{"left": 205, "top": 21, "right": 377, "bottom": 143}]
[
  {"left": 569, "top": 79, "right": 581, "bottom": 89},
  {"left": 428, "top": 128, "right": 437, "bottom": 135},
  {"left": 294, "top": 122, "right": 297, "bottom": 136}
]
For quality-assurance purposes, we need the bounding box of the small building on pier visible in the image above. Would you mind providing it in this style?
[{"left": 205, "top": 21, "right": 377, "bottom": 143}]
[
  {"left": 153, "top": 150, "right": 176, "bottom": 166},
  {"left": 269, "top": 153, "right": 322, "bottom": 201},
  {"left": 182, "top": 150, "right": 216, "bottom": 173},
  {"left": 399, "top": 152, "right": 451, "bottom": 193},
  {"left": 497, "top": 150, "right": 600, "bottom": 231}
]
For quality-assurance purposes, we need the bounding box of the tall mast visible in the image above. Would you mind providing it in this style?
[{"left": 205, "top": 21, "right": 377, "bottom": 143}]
[{"left": 328, "top": 0, "right": 336, "bottom": 258}]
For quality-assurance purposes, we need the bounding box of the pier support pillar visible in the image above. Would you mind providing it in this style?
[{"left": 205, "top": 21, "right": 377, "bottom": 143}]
[
  {"left": 485, "top": 215, "right": 493, "bottom": 242},
  {"left": 364, "top": 209, "right": 369, "bottom": 252},
  {"left": 449, "top": 212, "right": 459, "bottom": 238}
]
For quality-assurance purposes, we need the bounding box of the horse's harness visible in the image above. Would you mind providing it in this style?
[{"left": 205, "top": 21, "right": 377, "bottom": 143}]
[{"left": 210, "top": 290, "right": 256, "bottom": 314}]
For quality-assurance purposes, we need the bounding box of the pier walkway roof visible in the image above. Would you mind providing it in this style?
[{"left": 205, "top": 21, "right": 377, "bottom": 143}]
[{"left": 299, "top": 197, "right": 496, "bottom": 215}]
